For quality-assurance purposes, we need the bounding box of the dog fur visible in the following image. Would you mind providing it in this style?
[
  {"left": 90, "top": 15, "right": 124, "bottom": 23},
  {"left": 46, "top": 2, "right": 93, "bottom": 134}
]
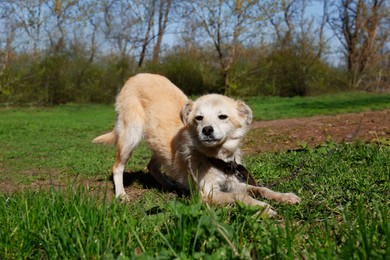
[{"left": 93, "top": 73, "right": 300, "bottom": 217}]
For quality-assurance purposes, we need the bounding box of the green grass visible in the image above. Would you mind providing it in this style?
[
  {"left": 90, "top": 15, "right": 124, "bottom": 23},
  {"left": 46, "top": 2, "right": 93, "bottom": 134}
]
[
  {"left": 0, "top": 93, "right": 389, "bottom": 258},
  {"left": 245, "top": 92, "right": 390, "bottom": 120},
  {"left": 0, "top": 104, "right": 152, "bottom": 185},
  {"left": 0, "top": 143, "right": 388, "bottom": 258}
]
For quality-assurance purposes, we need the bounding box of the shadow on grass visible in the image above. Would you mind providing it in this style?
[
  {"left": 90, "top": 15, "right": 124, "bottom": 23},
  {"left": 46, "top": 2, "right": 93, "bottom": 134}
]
[
  {"left": 109, "top": 170, "right": 187, "bottom": 196},
  {"left": 123, "top": 171, "right": 160, "bottom": 189}
]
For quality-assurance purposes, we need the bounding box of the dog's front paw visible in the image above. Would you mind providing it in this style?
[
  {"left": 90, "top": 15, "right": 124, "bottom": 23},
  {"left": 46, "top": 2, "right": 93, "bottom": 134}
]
[
  {"left": 117, "top": 193, "right": 131, "bottom": 203},
  {"left": 266, "top": 207, "right": 277, "bottom": 218},
  {"left": 282, "top": 193, "right": 301, "bottom": 204},
  {"left": 258, "top": 206, "right": 277, "bottom": 218}
]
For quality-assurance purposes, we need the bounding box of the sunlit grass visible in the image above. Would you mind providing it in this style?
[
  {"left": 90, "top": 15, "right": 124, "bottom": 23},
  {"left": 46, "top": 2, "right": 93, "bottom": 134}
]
[
  {"left": 246, "top": 92, "right": 390, "bottom": 120},
  {"left": 0, "top": 93, "right": 389, "bottom": 258},
  {"left": 1, "top": 142, "right": 388, "bottom": 258}
]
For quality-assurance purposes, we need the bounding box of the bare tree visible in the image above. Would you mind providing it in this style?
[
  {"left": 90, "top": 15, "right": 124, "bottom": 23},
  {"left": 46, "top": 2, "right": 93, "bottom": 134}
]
[
  {"left": 328, "top": 0, "right": 390, "bottom": 89},
  {"left": 188, "top": 0, "right": 267, "bottom": 94},
  {"left": 44, "top": 0, "right": 81, "bottom": 52},
  {"left": 1, "top": 0, "right": 47, "bottom": 53},
  {"left": 267, "top": 0, "right": 328, "bottom": 59},
  {"left": 0, "top": 2, "right": 17, "bottom": 100},
  {"left": 152, "top": 0, "right": 173, "bottom": 64},
  {"left": 263, "top": 0, "right": 332, "bottom": 96},
  {"left": 138, "top": 0, "right": 174, "bottom": 66},
  {"left": 102, "top": 0, "right": 144, "bottom": 58},
  {"left": 267, "top": 0, "right": 297, "bottom": 49},
  {"left": 0, "top": 2, "right": 16, "bottom": 69},
  {"left": 138, "top": 0, "right": 156, "bottom": 67},
  {"left": 0, "top": 0, "right": 91, "bottom": 55},
  {"left": 101, "top": 0, "right": 173, "bottom": 67},
  {"left": 76, "top": 0, "right": 102, "bottom": 63}
]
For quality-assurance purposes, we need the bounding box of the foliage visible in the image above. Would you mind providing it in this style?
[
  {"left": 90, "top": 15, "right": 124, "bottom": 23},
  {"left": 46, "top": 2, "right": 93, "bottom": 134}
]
[
  {"left": 0, "top": 44, "right": 353, "bottom": 105},
  {"left": 0, "top": 48, "right": 136, "bottom": 105},
  {"left": 263, "top": 48, "right": 331, "bottom": 96},
  {"left": 1, "top": 0, "right": 388, "bottom": 101},
  {"left": 228, "top": 46, "right": 348, "bottom": 97},
  {"left": 142, "top": 49, "right": 222, "bottom": 95}
]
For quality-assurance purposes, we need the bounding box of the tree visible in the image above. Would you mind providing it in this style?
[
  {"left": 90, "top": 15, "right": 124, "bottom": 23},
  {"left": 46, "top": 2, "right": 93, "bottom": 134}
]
[
  {"left": 101, "top": 0, "right": 173, "bottom": 67},
  {"left": 267, "top": 0, "right": 329, "bottom": 62},
  {"left": 102, "top": 0, "right": 141, "bottom": 58},
  {"left": 188, "top": 0, "right": 270, "bottom": 94},
  {"left": 152, "top": 0, "right": 173, "bottom": 64},
  {"left": 1, "top": 0, "right": 47, "bottom": 53},
  {"left": 328, "top": 0, "right": 390, "bottom": 89},
  {"left": 138, "top": 0, "right": 174, "bottom": 66},
  {"left": 265, "top": 0, "right": 329, "bottom": 96},
  {"left": 0, "top": 1, "right": 17, "bottom": 70},
  {"left": 138, "top": 0, "right": 156, "bottom": 67}
]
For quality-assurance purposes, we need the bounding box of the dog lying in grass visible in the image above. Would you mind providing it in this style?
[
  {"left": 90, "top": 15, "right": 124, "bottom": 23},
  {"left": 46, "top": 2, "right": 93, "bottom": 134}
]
[{"left": 93, "top": 73, "right": 300, "bottom": 217}]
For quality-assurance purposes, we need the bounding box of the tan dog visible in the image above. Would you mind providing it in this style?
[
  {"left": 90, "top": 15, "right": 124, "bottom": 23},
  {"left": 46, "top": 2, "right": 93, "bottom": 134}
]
[{"left": 93, "top": 73, "right": 300, "bottom": 216}]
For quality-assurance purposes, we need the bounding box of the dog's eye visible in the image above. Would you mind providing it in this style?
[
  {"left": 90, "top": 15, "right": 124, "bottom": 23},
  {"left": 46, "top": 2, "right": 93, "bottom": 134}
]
[
  {"left": 218, "top": 114, "right": 228, "bottom": 120},
  {"left": 195, "top": 115, "right": 203, "bottom": 121}
]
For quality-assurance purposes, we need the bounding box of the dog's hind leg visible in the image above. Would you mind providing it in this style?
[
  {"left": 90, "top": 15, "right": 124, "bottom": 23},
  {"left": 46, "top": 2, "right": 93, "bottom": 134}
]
[
  {"left": 147, "top": 154, "right": 174, "bottom": 190},
  {"left": 113, "top": 122, "right": 143, "bottom": 201}
]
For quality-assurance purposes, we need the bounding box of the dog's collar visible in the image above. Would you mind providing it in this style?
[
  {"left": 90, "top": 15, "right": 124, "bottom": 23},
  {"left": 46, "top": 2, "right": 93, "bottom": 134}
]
[{"left": 207, "top": 157, "right": 257, "bottom": 186}]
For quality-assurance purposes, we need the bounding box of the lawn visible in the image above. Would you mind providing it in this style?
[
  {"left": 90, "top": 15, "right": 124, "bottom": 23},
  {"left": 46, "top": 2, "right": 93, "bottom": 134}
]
[
  {"left": 0, "top": 93, "right": 389, "bottom": 259},
  {"left": 246, "top": 91, "right": 390, "bottom": 120}
]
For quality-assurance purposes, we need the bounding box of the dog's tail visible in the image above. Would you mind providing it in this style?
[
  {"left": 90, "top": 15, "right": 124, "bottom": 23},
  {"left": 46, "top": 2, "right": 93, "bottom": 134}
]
[{"left": 92, "top": 131, "right": 117, "bottom": 145}]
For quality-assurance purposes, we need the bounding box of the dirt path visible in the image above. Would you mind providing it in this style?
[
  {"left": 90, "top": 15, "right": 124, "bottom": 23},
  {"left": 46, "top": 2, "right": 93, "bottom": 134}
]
[{"left": 244, "top": 109, "right": 390, "bottom": 154}]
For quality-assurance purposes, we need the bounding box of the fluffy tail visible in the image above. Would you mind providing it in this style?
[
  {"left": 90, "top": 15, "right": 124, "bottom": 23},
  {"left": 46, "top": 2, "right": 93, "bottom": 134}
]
[{"left": 92, "top": 131, "right": 117, "bottom": 145}]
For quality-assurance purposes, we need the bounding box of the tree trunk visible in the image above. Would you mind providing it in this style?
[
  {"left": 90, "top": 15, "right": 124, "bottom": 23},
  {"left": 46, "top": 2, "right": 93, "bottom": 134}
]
[
  {"left": 152, "top": 0, "right": 172, "bottom": 64},
  {"left": 138, "top": 0, "right": 156, "bottom": 67}
]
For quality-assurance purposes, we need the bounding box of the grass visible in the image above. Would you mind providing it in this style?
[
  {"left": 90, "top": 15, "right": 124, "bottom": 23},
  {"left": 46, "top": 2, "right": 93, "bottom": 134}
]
[
  {"left": 245, "top": 92, "right": 390, "bottom": 120},
  {"left": 1, "top": 143, "right": 388, "bottom": 258},
  {"left": 0, "top": 92, "right": 389, "bottom": 258}
]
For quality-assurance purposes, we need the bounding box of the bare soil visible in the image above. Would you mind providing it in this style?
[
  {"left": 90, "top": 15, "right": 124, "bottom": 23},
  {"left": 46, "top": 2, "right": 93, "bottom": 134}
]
[
  {"left": 244, "top": 109, "right": 390, "bottom": 154},
  {"left": 2, "top": 109, "right": 389, "bottom": 197}
]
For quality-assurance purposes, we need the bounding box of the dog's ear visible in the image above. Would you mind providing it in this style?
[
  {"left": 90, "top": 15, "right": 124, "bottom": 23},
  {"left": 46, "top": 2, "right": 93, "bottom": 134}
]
[
  {"left": 180, "top": 100, "right": 193, "bottom": 125},
  {"left": 237, "top": 100, "right": 253, "bottom": 126}
]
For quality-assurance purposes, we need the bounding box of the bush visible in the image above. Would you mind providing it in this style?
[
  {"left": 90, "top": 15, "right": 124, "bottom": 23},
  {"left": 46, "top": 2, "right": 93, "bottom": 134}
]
[
  {"left": 0, "top": 53, "right": 45, "bottom": 105},
  {"left": 228, "top": 46, "right": 348, "bottom": 97},
  {"left": 142, "top": 49, "right": 222, "bottom": 95},
  {"left": 0, "top": 47, "right": 137, "bottom": 105},
  {"left": 0, "top": 44, "right": 351, "bottom": 105}
]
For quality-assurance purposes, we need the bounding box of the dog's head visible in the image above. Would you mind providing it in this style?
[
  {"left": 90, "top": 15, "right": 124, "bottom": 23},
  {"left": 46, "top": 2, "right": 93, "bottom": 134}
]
[{"left": 180, "top": 94, "right": 252, "bottom": 148}]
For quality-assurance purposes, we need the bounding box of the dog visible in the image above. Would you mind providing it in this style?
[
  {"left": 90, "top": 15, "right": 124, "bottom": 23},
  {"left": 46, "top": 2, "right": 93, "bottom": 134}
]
[{"left": 93, "top": 73, "right": 300, "bottom": 217}]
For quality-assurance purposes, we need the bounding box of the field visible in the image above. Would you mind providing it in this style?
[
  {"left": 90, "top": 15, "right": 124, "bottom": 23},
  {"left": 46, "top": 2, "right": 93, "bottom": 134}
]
[{"left": 0, "top": 92, "right": 389, "bottom": 259}]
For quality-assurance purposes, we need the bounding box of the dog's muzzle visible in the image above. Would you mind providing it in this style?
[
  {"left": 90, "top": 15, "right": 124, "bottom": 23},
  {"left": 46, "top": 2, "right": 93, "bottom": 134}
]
[
  {"left": 202, "top": 126, "right": 214, "bottom": 136},
  {"left": 200, "top": 126, "right": 221, "bottom": 144}
]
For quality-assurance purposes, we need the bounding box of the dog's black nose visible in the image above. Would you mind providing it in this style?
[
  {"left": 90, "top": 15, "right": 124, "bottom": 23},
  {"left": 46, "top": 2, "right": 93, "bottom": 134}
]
[{"left": 202, "top": 126, "right": 214, "bottom": 136}]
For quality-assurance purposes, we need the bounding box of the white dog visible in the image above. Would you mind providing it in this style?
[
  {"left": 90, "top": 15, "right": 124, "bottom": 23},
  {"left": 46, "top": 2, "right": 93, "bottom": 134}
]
[{"left": 93, "top": 73, "right": 300, "bottom": 216}]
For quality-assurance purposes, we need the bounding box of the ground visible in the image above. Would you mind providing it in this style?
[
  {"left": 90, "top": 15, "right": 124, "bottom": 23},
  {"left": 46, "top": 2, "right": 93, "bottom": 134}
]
[
  {"left": 2, "top": 109, "right": 389, "bottom": 198},
  {"left": 244, "top": 109, "right": 390, "bottom": 154}
]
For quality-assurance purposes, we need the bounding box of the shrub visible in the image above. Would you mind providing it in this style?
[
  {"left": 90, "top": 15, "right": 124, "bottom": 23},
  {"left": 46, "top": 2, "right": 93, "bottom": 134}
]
[
  {"left": 142, "top": 49, "right": 222, "bottom": 95},
  {"left": 229, "top": 46, "right": 349, "bottom": 97},
  {"left": 0, "top": 48, "right": 137, "bottom": 105}
]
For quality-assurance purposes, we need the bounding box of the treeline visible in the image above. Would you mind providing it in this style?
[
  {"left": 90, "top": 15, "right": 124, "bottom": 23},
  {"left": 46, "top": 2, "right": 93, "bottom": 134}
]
[{"left": 0, "top": 0, "right": 389, "bottom": 105}]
